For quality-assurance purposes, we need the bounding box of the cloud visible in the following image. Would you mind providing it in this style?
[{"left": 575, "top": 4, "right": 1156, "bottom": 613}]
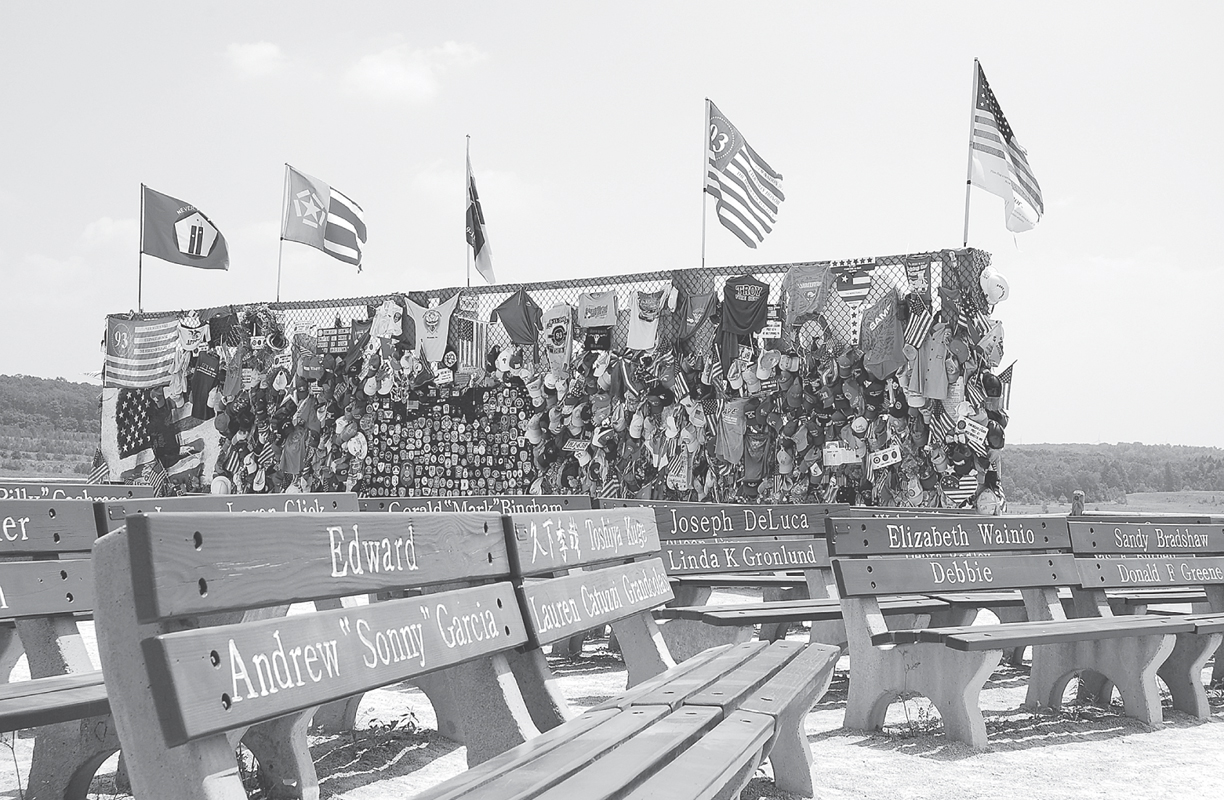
[
  {"left": 83, "top": 216, "right": 138, "bottom": 250},
  {"left": 345, "top": 41, "right": 486, "bottom": 102},
  {"left": 227, "top": 42, "right": 288, "bottom": 78}
]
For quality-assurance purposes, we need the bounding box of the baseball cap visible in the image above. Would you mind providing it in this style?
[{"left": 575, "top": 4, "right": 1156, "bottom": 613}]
[{"left": 757, "top": 349, "right": 781, "bottom": 380}]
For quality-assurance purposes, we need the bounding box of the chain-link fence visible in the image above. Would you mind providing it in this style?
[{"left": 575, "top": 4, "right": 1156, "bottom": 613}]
[{"left": 116, "top": 247, "right": 998, "bottom": 504}]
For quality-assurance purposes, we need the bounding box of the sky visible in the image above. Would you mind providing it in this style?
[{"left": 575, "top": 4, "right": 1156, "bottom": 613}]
[{"left": 1, "top": 2, "right": 1221, "bottom": 448}]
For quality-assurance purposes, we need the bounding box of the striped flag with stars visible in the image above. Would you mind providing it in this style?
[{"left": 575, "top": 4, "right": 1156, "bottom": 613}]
[
  {"left": 969, "top": 60, "right": 1044, "bottom": 233},
  {"left": 104, "top": 317, "right": 178, "bottom": 389},
  {"left": 997, "top": 360, "right": 1016, "bottom": 410},
  {"left": 705, "top": 100, "right": 785, "bottom": 248},
  {"left": 903, "top": 295, "right": 934, "bottom": 355}
]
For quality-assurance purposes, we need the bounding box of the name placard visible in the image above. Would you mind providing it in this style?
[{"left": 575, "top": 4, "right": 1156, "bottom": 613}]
[
  {"left": 124, "top": 512, "right": 509, "bottom": 622},
  {"left": 662, "top": 537, "right": 829, "bottom": 575},
  {"left": 520, "top": 558, "right": 672, "bottom": 647},
  {"left": 0, "top": 499, "right": 102, "bottom": 554},
  {"left": 834, "top": 552, "right": 1081, "bottom": 597},
  {"left": 147, "top": 582, "right": 525, "bottom": 746},
  {"left": 317, "top": 327, "right": 351, "bottom": 354},
  {"left": 597, "top": 500, "right": 844, "bottom": 540},
  {"left": 0, "top": 482, "right": 156, "bottom": 501},
  {"left": 827, "top": 516, "right": 1070, "bottom": 555},
  {"left": 1068, "top": 522, "right": 1224, "bottom": 555},
  {"left": 102, "top": 492, "right": 359, "bottom": 527},
  {"left": 359, "top": 495, "right": 593, "bottom": 514},
  {"left": 0, "top": 558, "right": 93, "bottom": 618},
  {"left": 506, "top": 509, "right": 660, "bottom": 575},
  {"left": 1076, "top": 556, "right": 1224, "bottom": 588}
]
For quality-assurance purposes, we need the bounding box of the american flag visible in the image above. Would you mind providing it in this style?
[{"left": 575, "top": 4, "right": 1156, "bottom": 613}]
[
  {"left": 86, "top": 448, "right": 110, "bottom": 484},
  {"left": 705, "top": 100, "right": 785, "bottom": 248},
  {"left": 116, "top": 389, "right": 154, "bottom": 458},
  {"left": 903, "top": 295, "right": 934, "bottom": 353},
  {"left": 928, "top": 400, "right": 954, "bottom": 444},
  {"left": 997, "top": 360, "right": 1016, "bottom": 410},
  {"left": 969, "top": 61, "right": 1044, "bottom": 233},
  {"left": 138, "top": 459, "right": 169, "bottom": 496},
  {"left": 104, "top": 317, "right": 177, "bottom": 389},
  {"left": 943, "top": 472, "right": 978, "bottom": 507}
]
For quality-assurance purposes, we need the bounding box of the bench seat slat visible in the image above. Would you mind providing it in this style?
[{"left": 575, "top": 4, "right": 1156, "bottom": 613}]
[
  {"left": 145, "top": 581, "right": 527, "bottom": 746},
  {"left": 432, "top": 706, "right": 673, "bottom": 800},
  {"left": 684, "top": 640, "right": 808, "bottom": 710},
  {"left": 0, "top": 677, "right": 109, "bottom": 732},
  {"left": 409, "top": 709, "right": 621, "bottom": 800},
  {"left": 586, "top": 645, "right": 733, "bottom": 713},
  {"left": 657, "top": 596, "right": 947, "bottom": 626},
  {"left": 530, "top": 706, "right": 722, "bottom": 800},
  {"left": 739, "top": 643, "right": 842, "bottom": 719},
  {"left": 628, "top": 641, "right": 769, "bottom": 710},
  {"left": 873, "top": 614, "right": 1195, "bottom": 651},
  {"left": 620, "top": 710, "right": 774, "bottom": 800}
]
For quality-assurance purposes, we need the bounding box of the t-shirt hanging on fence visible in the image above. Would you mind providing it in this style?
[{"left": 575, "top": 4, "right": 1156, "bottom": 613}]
[
  {"left": 627, "top": 283, "right": 671, "bottom": 351},
  {"left": 716, "top": 274, "right": 770, "bottom": 370},
  {"left": 491, "top": 288, "right": 543, "bottom": 346},
  {"left": 406, "top": 294, "right": 459, "bottom": 363},
  {"left": 676, "top": 289, "right": 719, "bottom": 355},
  {"left": 542, "top": 303, "right": 574, "bottom": 371},
  {"left": 189, "top": 351, "right": 220, "bottom": 419},
  {"left": 577, "top": 290, "right": 619, "bottom": 328},
  {"left": 782, "top": 263, "right": 832, "bottom": 326}
]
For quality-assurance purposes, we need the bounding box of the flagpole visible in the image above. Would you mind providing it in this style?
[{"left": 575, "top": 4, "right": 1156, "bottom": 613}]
[
  {"left": 138, "top": 184, "right": 144, "bottom": 313},
  {"left": 701, "top": 99, "right": 709, "bottom": 268},
  {"left": 962, "top": 59, "right": 979, "bottom": 248},
  {"left": 465, "top": 136, "right": 472, "bottom": 288},
  {"left": 276, "top": 164, "right": 289, "bottom": 302}
]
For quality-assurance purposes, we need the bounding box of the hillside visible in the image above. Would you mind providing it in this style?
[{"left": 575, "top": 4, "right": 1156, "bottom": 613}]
[
  {"left": 1003, "top": 442, "right": 1224, "bottom": 505},
  {"left": 0, "top": 374, "right": 101, "bottom": 477}
]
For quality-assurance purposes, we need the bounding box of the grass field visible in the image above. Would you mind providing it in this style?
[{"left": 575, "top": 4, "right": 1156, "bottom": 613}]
[{"left": 1009, "top": 490, "right": 1224, "bottom": 517}]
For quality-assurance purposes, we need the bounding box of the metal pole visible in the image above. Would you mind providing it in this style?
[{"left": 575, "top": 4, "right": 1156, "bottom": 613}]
[
  {"left": 466, "top": 135, "right": 472, "bottom": 288},
  {"left": 701, "top": 99, "right": 709, "bottom": 267},
  {"left": 138, "top": 184, "right": 144, "bottom": 312},
  {"left": 962, "top": 59, "right": 979, "bottom": 248},
  {"left": 276, "top": 164, "right": 289, "bottom": 301}
]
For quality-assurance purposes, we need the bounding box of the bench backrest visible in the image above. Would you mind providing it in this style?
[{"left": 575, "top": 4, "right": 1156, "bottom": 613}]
[
  {"left": 0, "top": 481, "right": 156, "bottom": 500},
  {"left": 359, "top": 494, "right": 592, "bottom": 513},
  {"left": 503, "top": 508, "right": 674, "bottom": 647},
  {"left": 828, "top": 515, "right": 1074, "bottom": 597},
  {"left": 1069, "top": 519, "right": 1224, "bottom": 590},
  {"left": 107, "top": 510, "right": 526, "bottom": 746},
  {"left": 0, "top": 499, "right": 99, "bottom": 620},
  {"left": 597, "top": 500, "right": 838, "bottom": 577},
  {"left": 94, "top": 492, "right": 360, "bottom": 534}
]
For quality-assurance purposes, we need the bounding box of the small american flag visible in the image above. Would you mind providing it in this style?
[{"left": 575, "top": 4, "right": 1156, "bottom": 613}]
[
  {"left": 705, "top": 101, "right": 785, "bottom": 248},
  {"left": 928, "top": 401, "right": 954, "bottom": 444},
  {"left": 903, "top": 295, "right": 934, "bottom": 353},
  {"left": 138, "top": 459, "right": 169, "bottom": 496},
  {"left": 997, "top": 360, "right": 1016, "bottom": 410},
  {"left": 86, "top": 448, "right": 111, "bottom": 484},
  {"left": 943, "top": 472, "right": 978, "bottom": 507},
  {"left": 600, "top": 474, "right": 624, "bottom": 499},
  {"left": 104, "top": 317, "right": 178, "bottom": 389},
  {"left": 965, "top": 377, "right": 986, "bottom": 408},
  {"left": 969, "top": 61, "right": 1043, "bottom": 233}
]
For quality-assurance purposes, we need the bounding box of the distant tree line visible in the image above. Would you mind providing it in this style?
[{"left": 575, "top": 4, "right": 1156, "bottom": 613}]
[
  {"left": 1003, "top": 443, "right": 1224, "bottom": 504},
  {"left": 0, "top": 374, "right": 100, "bottom": 434}
]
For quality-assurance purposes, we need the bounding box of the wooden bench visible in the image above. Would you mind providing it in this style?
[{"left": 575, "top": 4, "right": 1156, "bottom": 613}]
[
  {"left": 93, "top": 507, "right": 840, "bottom": 799},
  {"left": 0, "top": 482, "right": 156, "bottom": 501},
  {"left": 0, "top": 499, "right": 115, "bottom": 800},
  {"left": 1069, "top": 518, "right": 1224, "bottom": 716},
  {"left": 447, "top": 506, "right": 840, "bottom": 798},
  {"left": 827, "top": 514, "right": 1198, "bottom": 747}
]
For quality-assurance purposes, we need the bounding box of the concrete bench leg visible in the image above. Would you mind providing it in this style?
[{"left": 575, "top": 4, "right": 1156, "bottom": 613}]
[
  {"left": 1157, "top": 631, "right": 1222, "bottom": 720},
  {"left": 611, "top": 613, "right": 677, "bottom": 689},
  {"left": 0, "top": 624, "right": 22, "bottom": 682},
  {"left": 763, "top": 654, "right": 837, "bottom": 797},
  {"left": 412, "top": 669, "right": 466, "bottom": 742},
  {"left": 1026, "top": 633, "right": 1175, "bottom": 728},
  {"left": 658, "top": 619, "right": 755, "bottom": 663},
  {"left": 16, "top": 616, "right": 120, "bottom": 800},
  {"left": 990, "top": 606, "right": 1031, "bottom": 667},
  {"left": 506, "top": 647, "right": 575, "bottom": 733},
  {"left": 450, "top": 652, "right": 540, "bottom": 767},
  {"left": 843, "top": 642, "right": 1000, "bottom": 749},
  {"left": 239, "top": 709, "right": 317, "bottom": 800}
]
